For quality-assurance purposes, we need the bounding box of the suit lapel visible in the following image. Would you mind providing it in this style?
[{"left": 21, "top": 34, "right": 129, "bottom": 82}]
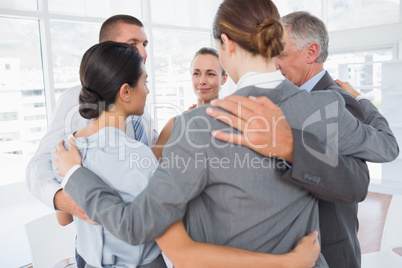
[{"left": 311, "top": 71, "right": 332, "bottom": 92}]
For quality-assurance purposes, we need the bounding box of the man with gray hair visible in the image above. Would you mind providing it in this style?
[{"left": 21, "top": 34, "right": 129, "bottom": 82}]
[
  {"left": 274, "top": 11, "right": 365, "bottom": 268},
  {"left": 276, "top": 11, "right": 365, "bottom": 121}
]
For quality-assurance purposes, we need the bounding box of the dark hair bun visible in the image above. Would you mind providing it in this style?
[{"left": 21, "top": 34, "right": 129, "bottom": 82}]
[
  {"left": 251, "top": 18, "right": 284, "bottom": 59},
  {"left": 78, "top": 41, "right": 143, "bottom": 120},
  {"left": 78, "top": 86, "right": 104, "bottom": 119}
]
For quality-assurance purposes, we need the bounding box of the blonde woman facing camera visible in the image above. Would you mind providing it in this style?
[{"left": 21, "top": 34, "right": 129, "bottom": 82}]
[
  {"left": 189, "top": 47, "right": 228, "bottom": 109},
  {"left": 153, "top": 47, "right": 227, "bottom": 160}
]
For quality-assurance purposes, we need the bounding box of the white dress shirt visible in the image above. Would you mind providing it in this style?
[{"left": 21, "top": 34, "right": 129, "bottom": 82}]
[{"left": 236, "top": 70, "right": 285, "bottom": 90}]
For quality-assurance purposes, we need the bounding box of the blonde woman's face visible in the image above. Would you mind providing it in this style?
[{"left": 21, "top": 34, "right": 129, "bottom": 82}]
[{"left": 191, "top": 54, "right": 227, "bottom": 104}]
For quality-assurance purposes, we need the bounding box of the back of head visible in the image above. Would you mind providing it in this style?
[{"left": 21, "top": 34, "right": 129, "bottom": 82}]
[
  {"left": 213, "top": 0, "right": 283, "bottom": 59},
  {"left": 99, "top": 14, "right": 144, "bottom": 42},
  {"left": 281, "top": 11, "right": 329, "bottom": 63},
  {"left": 192, "top": 47, "right": 226, "bottom": 76},
  {"left": 79, "top": 41, "right": 143, "bottom": 119}
]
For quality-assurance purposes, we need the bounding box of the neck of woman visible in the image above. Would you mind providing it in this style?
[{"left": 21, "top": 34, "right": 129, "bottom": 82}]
[
  {"left": 234, "top": 53, "right": 277, "bottom": 83},
  {"left": 197, "top": 95, "right": 219, "bottom": 107},
  {"left": 75, "top": 110, "right": 128, "bottom": 138}
]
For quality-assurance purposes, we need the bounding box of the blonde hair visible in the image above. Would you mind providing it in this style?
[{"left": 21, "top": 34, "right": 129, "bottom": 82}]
[{"left": 191, "top": 47, "right": 226, "bottom": 76}]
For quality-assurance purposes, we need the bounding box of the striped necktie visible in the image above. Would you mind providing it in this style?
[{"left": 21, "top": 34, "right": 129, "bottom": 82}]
[{"left": 132, "top": 116, "right": 148, "bottom": 146}]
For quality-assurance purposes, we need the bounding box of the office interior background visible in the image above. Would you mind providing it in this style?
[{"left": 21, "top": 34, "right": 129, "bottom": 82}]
[{"left": 0, "top": 0, "right": 402, "bottom": 267}]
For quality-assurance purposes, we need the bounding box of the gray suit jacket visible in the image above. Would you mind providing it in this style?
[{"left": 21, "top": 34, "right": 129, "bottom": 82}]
[
  {"left": 65, "top": 80, "right": 398, "bottom": 268},
  {"left": 284, "top": 71, "right": 398, "bottom": 268},
  {"left": 313, "top": 71, "right": 365, "bottom": 122}
]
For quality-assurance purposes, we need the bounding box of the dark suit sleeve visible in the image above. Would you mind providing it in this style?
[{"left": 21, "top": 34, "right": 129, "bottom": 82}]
[
  {"left": 312, "top": 71, "right": 365, "bottom": 122},
  {"left": 337, "top": 90, "right": 365, "bottom": 122},
  {"left": 281, "top": 129, "right": 369, "bottom": 203}
]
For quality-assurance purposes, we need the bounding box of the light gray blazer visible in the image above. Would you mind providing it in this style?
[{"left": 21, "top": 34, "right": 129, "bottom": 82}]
[{"left": 64, "top": 80, "right": 398, "bottom": 268}]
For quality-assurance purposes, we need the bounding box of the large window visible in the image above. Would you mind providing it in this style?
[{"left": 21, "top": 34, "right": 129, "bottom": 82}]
[
  {"left": 0, "top": 17, "right": 45, "bottom": 186},
  {"left": 326, "top": 48, "right": 394, "bottom": 106},
  {"left": 0, "top": 3, "right": 143, "bottom": 189},
  {"left": 273, "top": 0, "right": 400, "bottom": 31},
  {"left": 150, "top": 0, "right": 220, "bottom": 28},
  {"left": 326, "top": 0, "right": 400, "bottom": 31},
  {"left": 48, "top": 0, "right": 142, "bottom": 18},
  {"left": 0, "top": 0, "right": 37, "bottom": 10},
  {"left": 50, "top": 20, "right": 100, "bottom": 100},
  {"left": 325, "top": 48, "right": 395, "bottom": 180},
  {"left": 274, "top": 0, "right": 322, "bottom": 18}
]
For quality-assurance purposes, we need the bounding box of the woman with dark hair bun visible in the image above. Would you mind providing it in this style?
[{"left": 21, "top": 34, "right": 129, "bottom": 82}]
[
  {"left": 53, "top": 41, "right": 164, "bottom": 267},
  {"left": 78, "top": 41, "right": 146, "bottom": 120}
]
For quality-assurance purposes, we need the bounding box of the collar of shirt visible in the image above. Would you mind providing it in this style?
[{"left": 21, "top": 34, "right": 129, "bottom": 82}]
[
  {"left": 299, "top": 69, "right": 326, "bottom": 92},
  {"left": 236, "top": 70, "right": 286, "bottom": 91}
]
